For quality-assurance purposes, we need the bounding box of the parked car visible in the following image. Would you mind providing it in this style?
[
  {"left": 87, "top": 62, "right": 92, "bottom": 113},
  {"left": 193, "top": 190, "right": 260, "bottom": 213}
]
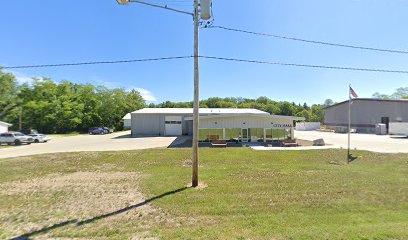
[
  {"left": 29, "top": 134, "right": 51, "bottom": 143},
  {"left": 0, "top": 132, "right": 33, "bottom": 145},
  {"left": 88, "top": 127, "right": 105, "bottom": 135},
  {"left": 18, "top": 129, "right": 39, "bottom": 135},
  {"left": 102, "top": 127, "right": 114, "bottom": 134}
]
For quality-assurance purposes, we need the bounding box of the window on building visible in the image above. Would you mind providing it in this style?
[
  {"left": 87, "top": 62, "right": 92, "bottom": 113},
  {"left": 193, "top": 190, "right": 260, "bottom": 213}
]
[
  {"left": 199, "top": 129, "right": 209, "bottom": 142},
  {"left": 250, "top": 128, "right": 264, "bottom": 142},
  {"left": 225, "top": 128, "right": 241, "bottom": 142},
  {"left": 165, "top": 121, "right": 182, "bottom": 124},
  {"left": 265, "top": 128, "right": 292, "bottom": 141}
]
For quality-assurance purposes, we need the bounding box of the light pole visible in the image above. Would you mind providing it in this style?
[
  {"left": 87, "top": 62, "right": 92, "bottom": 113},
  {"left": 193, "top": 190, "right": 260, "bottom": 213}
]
[{"left": 116, "top": 0, "right": 212, "bottom": 187}]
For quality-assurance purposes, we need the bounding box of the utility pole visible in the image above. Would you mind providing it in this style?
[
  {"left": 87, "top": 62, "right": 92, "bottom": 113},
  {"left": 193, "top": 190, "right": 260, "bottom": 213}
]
[
  {"left": 192, "top": 0, "right": 200, "bottom": 187},
  {"left": 19, "top": 107, "right": 22, "bottom": 130},
  {"left": 347, "top": 84, "right": 351, "bottom": 164},
  {"left": 116, "top": 0, "right": 212, "bottom": 187}
]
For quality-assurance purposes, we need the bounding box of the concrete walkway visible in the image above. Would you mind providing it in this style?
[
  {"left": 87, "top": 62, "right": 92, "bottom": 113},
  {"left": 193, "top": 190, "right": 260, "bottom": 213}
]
[
  {"left": 287, "top": 131, "right": 407, "bottom": 153},
  {"left": 252, "top": 131, "right": 408, "bottom": 153},
  {"left": 252, "top": 145, "right": 338, "bottom": 151},
  {"left": 0, "top": 131, "right": 177, "bottom": 159}
]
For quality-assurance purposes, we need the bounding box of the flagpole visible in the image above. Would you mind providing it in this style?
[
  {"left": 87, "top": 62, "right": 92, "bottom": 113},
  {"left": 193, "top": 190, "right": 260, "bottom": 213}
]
[{"left": 347, "top": 84, "right": 351, "bottom": 164}]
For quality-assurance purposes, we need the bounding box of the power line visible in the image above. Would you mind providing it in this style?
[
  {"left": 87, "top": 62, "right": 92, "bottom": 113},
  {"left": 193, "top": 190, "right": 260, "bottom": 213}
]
[
  {"left": 199, "top": 56, "right": 408, "bottom": 74},
  {"left": 208, "top": 25, "right": 408, "bottom": 55},
  {"left": 2, "top": 55, "right": 408, "bottom": 74},
  {"left": 1, "top": 56, "right": 193, "bottom": 69}
]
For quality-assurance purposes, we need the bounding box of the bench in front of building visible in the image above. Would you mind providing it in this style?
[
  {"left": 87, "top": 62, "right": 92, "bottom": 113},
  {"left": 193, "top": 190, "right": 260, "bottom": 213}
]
[
  {"left": 211, "top": 139, "right": 227, "bottom": 148},
  {"left": 280, "top": 139, "right": 299, "bottom": 147}
]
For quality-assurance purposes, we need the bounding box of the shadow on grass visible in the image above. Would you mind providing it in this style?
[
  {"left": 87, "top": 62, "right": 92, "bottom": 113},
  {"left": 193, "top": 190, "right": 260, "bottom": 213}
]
[{"left": 10, "top": 187, "right": 190, "bottom": 240}]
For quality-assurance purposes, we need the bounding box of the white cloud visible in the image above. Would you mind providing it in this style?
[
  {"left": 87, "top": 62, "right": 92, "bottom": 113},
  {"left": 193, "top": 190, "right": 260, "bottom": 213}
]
[
  {"left": 92, "top": 78, "right": 158, "bottom": 102},
  {"left": 133, "top": 87, "right": 157, "bottom": 102},
  {"left": 2, "top": 72, "right": 158, "bottom": 102},
  {"left": 3, "top": 70, "right": 38, "bottom": 84}
]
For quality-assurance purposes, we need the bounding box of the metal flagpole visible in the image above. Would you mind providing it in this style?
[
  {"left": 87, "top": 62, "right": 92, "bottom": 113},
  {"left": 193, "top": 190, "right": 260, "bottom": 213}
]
[{"left": 347, "top": 84, "right": 351, "bottom": 164}]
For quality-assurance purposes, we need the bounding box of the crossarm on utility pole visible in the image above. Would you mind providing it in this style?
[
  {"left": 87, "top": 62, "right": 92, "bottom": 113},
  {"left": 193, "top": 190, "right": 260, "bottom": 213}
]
[{"left": 129, "top": 0, "right": 193, "bottom": 16}]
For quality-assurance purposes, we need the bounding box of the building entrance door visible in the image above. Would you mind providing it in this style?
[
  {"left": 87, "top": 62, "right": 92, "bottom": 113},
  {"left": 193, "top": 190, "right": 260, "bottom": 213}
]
[
  {"left": 381, "top": 117, "right": 390, "bottom": 134},
  {"left": 241, "top": 128, "right": 249, "bottom": 142}
]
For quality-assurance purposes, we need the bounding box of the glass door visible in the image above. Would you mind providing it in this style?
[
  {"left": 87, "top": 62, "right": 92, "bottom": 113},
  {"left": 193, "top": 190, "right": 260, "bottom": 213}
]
[{"left": 241, "top": 128, "right": 249, "bottom": 142}]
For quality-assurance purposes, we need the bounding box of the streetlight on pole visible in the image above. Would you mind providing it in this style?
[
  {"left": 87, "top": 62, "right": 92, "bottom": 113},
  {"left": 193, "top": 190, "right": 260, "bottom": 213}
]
[{"left": 116, "top": 0, "right": 212, "bottom": 187}]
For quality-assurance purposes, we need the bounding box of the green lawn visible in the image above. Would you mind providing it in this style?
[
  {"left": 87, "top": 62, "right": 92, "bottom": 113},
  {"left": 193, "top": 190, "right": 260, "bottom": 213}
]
[{"left": 0, "top": 149, "right": 407, "bottom": 239}]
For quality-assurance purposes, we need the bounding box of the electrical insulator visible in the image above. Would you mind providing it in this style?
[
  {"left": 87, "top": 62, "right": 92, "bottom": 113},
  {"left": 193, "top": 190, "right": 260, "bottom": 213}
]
[{"left": 200, "top": 0, "right": 212, "bottom": 20}]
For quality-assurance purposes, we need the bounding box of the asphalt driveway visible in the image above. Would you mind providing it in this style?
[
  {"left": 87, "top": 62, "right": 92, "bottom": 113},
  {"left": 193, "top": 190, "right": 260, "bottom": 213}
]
[{"left": 0, "top": 131, "right": 177, "bottom": 159}]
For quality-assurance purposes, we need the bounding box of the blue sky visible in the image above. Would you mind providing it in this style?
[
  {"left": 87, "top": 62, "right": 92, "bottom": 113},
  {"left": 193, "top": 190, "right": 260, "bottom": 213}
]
[{"left": 1, "top": 0, "right": 408, "bottom": 104}]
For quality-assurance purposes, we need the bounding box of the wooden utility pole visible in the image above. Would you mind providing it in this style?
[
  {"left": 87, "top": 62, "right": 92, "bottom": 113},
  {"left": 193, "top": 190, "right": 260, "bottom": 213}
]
[
  {"left": 192, "top": 0, "right": 200, "bottom": 187},
  {"left": 116, "top": 0, "right": 211, "bottom": 187},
  {"left": 19, "top": 107, "right": 22, "bottom": 130},
  {"left": 347, "top": 85, "right": 351, "bottom": 164}
]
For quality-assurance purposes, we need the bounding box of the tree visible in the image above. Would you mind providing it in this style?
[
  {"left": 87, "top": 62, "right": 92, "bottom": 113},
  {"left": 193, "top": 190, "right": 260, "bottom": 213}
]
[
  {"left": 372, "top": 87, "right": 408, "bottom": 99},
  {"left": 278, "top": 102, "right": 295, "bottom": 116},
  {"left": 296, "top": 109, "right": 312, "bottom": 121},
  {"left": 0, "top": 70, "right": 19, "bottom": 121},
  {"left": 0, "top": 71, "right": 146, "bottom": 133},
  {"left": 323, "top": 99, "right": 334, "bottom": 107},
  {"left": 391, "top": 87, "right": 408, "bottom": 99}
]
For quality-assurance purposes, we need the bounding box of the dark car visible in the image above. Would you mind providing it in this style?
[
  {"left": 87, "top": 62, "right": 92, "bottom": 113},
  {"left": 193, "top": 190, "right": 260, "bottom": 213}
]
[
  {"left": 102, "top": 127, "right": 114, "bottom": 134},
  {"left": 88, "top": 127, "right": 105, "bottom": 135},
  {"left": 18, "top": 129, "right": 39, "bottom": 135}
]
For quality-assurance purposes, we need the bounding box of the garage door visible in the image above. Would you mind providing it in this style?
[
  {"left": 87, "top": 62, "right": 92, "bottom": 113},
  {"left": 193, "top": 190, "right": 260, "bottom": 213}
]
[{"left": 165, "top": 116, "right": 182, "bottom": 136}]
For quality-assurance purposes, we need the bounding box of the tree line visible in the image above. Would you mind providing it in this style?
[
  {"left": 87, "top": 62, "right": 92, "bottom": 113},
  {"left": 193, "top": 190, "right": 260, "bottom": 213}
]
[
  {"left": 7, "top": 70, "right": 406, "bottom": 134},
  {"left": 0, "top": 70, "right": 145, "bottom": 133},
  {"left": 149, "top": 97, "right": 328, "bottom": 123},
  {"left": 1, "top": 69, "right": 330, "bottom": 133},
  {"left": 372, "top": 87, "right": 408, "bottom": 99}
]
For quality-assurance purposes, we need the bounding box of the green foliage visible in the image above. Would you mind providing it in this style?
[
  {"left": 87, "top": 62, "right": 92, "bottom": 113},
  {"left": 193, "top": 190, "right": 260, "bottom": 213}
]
[
  {"left": 150, "top": 96, "right": 326, "bottom": 122},
  {"left": 0, "top": 70, "right": 146, "bottom": 133},
  {"left": 373, "top": 87, "right": 408, "bottom": 99},
  {"left": 1, "top": 69, "right": 331, "bottom": 132},
  {"left": 0, "top": 70, "right": 19, "bottom": 121}
]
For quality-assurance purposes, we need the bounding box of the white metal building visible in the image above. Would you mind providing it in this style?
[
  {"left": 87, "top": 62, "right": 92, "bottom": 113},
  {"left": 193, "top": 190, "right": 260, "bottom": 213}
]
[
  {"left": 122, "top": 113, "right": 131, "bottom": 130},
  {"left": 0, "top": 121, "right": 12, "bottom": 134},
  {"left": 131, "top": 108, "right": 304, "bottom": 142}
]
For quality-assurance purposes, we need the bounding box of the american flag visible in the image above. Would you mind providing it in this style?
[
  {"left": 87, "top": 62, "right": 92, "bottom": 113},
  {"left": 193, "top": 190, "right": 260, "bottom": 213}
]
[{"left": 350, "top": 87, "right": 358, "bottom": 98}]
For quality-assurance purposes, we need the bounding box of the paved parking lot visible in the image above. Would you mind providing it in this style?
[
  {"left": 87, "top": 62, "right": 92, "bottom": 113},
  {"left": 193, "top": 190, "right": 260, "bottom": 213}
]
[
  {"left": 294, "top": 130, "right": 408, "bottom": 153},
  {"left": 0, "top": 131, "right": 177, "bottom": 159}
]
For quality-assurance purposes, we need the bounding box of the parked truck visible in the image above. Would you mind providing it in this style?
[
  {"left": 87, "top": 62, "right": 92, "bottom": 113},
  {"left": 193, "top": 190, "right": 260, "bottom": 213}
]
[{"left": 389, "top": 122, "right": 408, "bottom": 137}]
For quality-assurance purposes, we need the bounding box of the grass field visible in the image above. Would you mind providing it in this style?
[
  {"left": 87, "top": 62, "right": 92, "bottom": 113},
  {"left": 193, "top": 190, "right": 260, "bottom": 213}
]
[{"left": 0, "top": 149, "right": 407, "bottom": 239}]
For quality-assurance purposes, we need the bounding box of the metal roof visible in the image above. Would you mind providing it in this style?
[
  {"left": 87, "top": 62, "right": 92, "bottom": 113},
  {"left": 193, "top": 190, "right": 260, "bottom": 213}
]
[
  {"left": 122, "top": 113, "right": 131, "bottom": 120},
  {"left": 131, "top": 108, "right": 270, "bottom": 115},
  {"left": 0, "top": 121, "right": 13, "bottom": 127},
  {"left": 324, "top": 98, "right": 408, "bottom": 109},
  {"left": 184, "top": 114, "right": 305, "bottom": 121}
]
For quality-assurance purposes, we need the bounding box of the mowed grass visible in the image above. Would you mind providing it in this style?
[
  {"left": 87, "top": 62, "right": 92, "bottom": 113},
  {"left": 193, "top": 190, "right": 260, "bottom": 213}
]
[{"left": 0, "top": 149, "right": 407, "bottom": 239}]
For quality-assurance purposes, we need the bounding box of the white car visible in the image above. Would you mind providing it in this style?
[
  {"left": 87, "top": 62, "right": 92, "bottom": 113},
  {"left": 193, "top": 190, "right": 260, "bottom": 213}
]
[
  {"left": 29, "top": 134, "right": 51, "bottom": 143},
  {"left": 0, "top": 132, "right": 34, "bottom": 145}
]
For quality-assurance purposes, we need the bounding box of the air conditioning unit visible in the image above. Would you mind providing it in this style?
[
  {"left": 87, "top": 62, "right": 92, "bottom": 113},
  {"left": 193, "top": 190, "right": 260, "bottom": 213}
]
[{"left": 375, "top": 124, "right": 387, "bottom": 135}]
